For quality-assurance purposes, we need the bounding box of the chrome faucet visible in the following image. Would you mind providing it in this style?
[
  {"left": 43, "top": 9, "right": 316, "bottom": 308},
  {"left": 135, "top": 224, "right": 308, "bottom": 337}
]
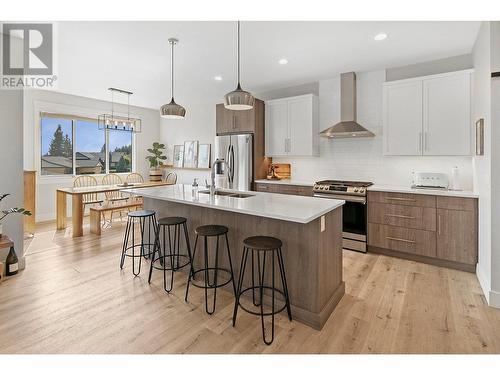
[{"left": 210, "top": 158, "right": 228, "bottom": 195}]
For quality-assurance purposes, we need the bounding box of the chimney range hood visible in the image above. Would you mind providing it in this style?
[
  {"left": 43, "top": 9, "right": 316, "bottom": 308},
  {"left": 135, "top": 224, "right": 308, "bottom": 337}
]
[{"left": 320, "top": 72, "right": 375, "bottom": 139}]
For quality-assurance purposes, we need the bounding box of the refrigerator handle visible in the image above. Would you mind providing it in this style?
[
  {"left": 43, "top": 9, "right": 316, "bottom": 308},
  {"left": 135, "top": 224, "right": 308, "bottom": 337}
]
[{"left": 229, "top": 144, "right": 235, "bottom": 182}]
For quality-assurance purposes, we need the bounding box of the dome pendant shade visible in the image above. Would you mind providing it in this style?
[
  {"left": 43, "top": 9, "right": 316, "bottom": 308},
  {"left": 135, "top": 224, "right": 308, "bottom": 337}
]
[
  {"left": 224, "top": 83, "right": 255, "bottom": 110},
  {"left": 160, "top": 38, "right": 186, "bottom": 119},
  {"left": 160, "top": 97, "right": 186, "bottom": 119},
  {"left": 224, "top": 21, "right": 254, "bottom": 111}
]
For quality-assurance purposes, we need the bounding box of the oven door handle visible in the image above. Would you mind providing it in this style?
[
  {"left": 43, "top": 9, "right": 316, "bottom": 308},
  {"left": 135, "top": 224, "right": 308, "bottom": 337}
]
[{"left": 313, "top": 193, "right": 366, "bottom": 204}]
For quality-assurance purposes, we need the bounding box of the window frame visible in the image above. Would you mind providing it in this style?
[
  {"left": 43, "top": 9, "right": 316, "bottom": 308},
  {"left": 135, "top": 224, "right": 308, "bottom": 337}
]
[{"left": 36, "top": 103, "right": 136, "bottom": 179}]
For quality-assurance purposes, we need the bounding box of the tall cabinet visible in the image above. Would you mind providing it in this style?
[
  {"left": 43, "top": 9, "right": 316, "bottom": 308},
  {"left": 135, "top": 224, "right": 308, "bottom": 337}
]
[
  {"left": 215, "top": 99, "right": 269, "bottom": 181},
  {"left": 383, "top": 70, "right": 472, "bottom": 156},
  {"left": 264, "top": 94, "right": 319, "bottom": 157}
]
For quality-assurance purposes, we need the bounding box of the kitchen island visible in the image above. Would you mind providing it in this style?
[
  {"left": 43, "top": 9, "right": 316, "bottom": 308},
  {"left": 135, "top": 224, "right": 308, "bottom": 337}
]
[{"left": 123, "top": 184, "right": 345, "bottom": 330}]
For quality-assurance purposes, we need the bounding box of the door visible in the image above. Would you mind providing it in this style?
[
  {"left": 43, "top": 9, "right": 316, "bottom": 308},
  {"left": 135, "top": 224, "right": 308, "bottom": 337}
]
[
  {"left": 288, "top": 96, "right": 313, "bottom": 156},
  {"left": 265, "top": 100, "right": 288, "bottom": 156},
  {"left": 216, "top": 104, "right": 234, "bottom": 135},
  {"left": 214, "top": 135, "right": 230, "bottom": 187},
  {"left": 229, "top": 134, "right": 253, "bottom": 191},
  {"left": 383, "top": 81, "right": 423, "bottom": 155},
  {"left": 423, "top": 73, "right": 471, "bottom": 155},
  {"left": 437, "top": 208, "right": 477, "bottom": 265}
]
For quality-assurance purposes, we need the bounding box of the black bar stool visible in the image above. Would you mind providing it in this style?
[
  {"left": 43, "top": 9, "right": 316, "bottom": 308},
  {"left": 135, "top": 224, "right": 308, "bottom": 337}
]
[
  {"left": 148, "top": 216, "right": 194, "bottom": 292},
  {"left": 120, "top": 210, "right": 158, "bottom": 277},
  {"left": 232, "top": 236, "right": 292, "bottom": 345},
  {"left": 185, "top": 225, "right": 236, "bottom": 315}
]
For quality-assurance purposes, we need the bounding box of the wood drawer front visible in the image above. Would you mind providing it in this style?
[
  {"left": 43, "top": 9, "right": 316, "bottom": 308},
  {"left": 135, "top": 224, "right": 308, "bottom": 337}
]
[
  {"left": 254, "top": 183, "right": 272, "bottom": 192},
  {"left": 296, "top": 186, "right": 313, "bottom": 196},
  {"left": 436, "top": 196, "right": 477, "bottom": 211},
  {"left": 368, "top": 223, "right": 436, "bottom": 258},
  {"left": 368, "top": 191, "right": 436, "bottom": 207},
  {"left": 368, "top": 202, "right": 436, "bottom": 231}
]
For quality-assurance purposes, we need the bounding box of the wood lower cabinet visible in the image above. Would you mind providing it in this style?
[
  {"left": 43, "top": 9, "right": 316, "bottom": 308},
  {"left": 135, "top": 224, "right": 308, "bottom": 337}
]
[
  {"left": 436, "top": 208, "right": 477, "bottom": 265},
  {"left": 368, "top": 191, "right": 478, "bottom": 272},
  {"left": 254, "top": 182, "right": 312, "bottom": 197}
]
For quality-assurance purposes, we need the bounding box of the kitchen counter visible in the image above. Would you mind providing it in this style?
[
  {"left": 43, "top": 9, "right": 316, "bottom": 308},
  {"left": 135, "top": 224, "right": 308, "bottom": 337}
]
[
  {"left": 126, "top": 184, "right": 345, "bottom": 330},
  {"left": 368, "top": 184, "right": 479, "bottom": 198},
  {"left": 254, "top": 179, "right": 314, "bottom": 187},
  {"left": 124, "top": 184, "right": 343, "bottom": 224}
]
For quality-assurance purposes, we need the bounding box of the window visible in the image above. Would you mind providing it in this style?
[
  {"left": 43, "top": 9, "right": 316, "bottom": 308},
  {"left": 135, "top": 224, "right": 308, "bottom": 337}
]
[
  {"left": 41, "top": 117, "right": 73, "bottom": 175},
  {"left": 40, "top": 113, "right": 134, "bottom": 176},
  {"left": 109, "top": 129, "right": 132, "bottom": 173}
]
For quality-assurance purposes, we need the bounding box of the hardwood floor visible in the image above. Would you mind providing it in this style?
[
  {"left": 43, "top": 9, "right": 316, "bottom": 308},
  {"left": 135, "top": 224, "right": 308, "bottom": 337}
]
[{"left": 1, "top": 220, "right": 499, "bottom": 354}]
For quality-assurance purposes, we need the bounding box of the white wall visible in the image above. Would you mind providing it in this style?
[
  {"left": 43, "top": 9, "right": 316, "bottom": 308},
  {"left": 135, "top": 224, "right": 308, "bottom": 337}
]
[
  {"left": 159, "top": 97, "right": 218, "bottom": 185},
  {"left": 472, "top": 21, "right": 492, "bottom": 302},
  {"left": 268, "top": 70, "right": 473, "bottom": 189},
  {"left": 23, "top": 90, "right": 160, "bottom": 221},
  {"left": 489, "top": 21, "right": 500, "bottom": 305},
  {"left": 0, "top": 90, "right": 25, "bottom": 267}
]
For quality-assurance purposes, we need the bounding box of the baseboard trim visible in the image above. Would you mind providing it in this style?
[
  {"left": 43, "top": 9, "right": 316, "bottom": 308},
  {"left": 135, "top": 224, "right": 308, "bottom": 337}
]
[
  {"left": 476, "top": 264, "right": 491, "bottom": 304},
  {"left": 368, "top": 246, "right": 476, "bottom": 273},
  {"left": 489, "top": 290, "right": 500, "bottom": 308}
]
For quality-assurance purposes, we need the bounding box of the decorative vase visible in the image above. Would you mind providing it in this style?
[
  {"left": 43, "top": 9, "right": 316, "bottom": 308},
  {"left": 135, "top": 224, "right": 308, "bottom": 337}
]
[{"left": 149, "top": 168, "right": 163, "bottom": 182}]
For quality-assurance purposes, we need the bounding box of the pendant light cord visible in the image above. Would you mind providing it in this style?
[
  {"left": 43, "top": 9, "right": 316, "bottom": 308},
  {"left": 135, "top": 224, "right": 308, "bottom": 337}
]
[
  {"left": 237, "top": 20, "right": 240, "bottom": 85},
  {"left": 171, "top": 40, "right": 175, "bottom": 100}
]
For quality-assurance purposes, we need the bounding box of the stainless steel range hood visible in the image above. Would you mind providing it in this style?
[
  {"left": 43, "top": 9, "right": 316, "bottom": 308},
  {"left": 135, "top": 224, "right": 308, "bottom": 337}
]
[{"left": 320, "top": 72, "right": 375, "bottom": 139}]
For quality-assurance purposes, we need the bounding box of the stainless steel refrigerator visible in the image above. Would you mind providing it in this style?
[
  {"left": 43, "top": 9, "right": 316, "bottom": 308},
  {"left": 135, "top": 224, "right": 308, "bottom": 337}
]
[{"left": 214, "top": 134, "right": 253, "bottom": 191}]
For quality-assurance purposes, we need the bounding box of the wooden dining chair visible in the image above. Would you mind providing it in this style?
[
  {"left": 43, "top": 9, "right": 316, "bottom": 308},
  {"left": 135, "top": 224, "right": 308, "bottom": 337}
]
[
  {"left": 125, "top": 173, "right": 144, "bottom": 184},
  {"left": 73, "top": 175, "right": 103, "bottom": 212},
  {"left": 125, "top": 173, "right": 144, "bottom": 207},
  {"left": 101, "top": 173, "right": 128, "bottom": 225},
  {"left": 164, "top": 172, "right": 177, "bottom": 184}
]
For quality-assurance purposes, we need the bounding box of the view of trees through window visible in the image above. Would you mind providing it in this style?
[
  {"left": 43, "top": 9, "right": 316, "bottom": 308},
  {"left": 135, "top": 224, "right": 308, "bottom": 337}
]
[{"left": 41, "top": 115, "right": 133, "bottom": 176}]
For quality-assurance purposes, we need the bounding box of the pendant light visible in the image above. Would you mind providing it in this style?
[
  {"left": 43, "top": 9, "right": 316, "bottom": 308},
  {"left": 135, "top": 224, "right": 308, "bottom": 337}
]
[
  {"left": 224, "top": 21, "right": 255, "bottom": 110},
  {"left": 160, "top": 38, "right": 186, "bottom": 119}
]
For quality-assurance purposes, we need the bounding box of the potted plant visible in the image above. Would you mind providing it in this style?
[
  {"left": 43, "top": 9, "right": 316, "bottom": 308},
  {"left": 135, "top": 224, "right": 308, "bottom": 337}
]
[
  {"left": 0, "top": 194, "right": 32, "bottom": 238},
  {"left": 146, "top": 142, "right": 167, "bottom": 181}
]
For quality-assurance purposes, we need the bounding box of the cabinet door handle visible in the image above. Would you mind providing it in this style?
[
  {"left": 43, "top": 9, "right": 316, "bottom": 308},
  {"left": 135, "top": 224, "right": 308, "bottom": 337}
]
[
  {"left": 419, "top": 132, "right": 422, "bottom": 152},
  {"left": 386, "top": 197, "right": 416, "bottom": 202},
  {"left": 385, "top": 213, "right": 415, "bottom": 219},
  {"left": 438, "top": 214, "right": 442, "bottom": 235},
  {"left": 424, "top": 132, "right": 428, "bottom": 151},
  {"left": 386, "top": 236, "right": 415, "bottom": 244}
]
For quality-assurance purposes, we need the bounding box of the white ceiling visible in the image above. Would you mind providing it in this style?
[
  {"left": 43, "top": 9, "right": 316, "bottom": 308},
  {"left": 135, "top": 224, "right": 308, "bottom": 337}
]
[{"left": 54, "top": 21, "right": 481, "bottom": 109}]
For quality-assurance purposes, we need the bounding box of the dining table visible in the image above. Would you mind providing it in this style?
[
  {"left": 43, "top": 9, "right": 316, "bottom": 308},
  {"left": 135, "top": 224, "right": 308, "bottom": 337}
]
[{"left": 56, "top": 181, "right": 173, "bottom": 237}]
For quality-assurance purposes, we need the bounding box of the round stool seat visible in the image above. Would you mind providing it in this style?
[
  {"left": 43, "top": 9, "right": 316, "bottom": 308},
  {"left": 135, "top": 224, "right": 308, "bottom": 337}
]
[
  {"left": 158, "top": 216, "right": 187, "bottom": 226},
  {"left": 195, "top": 224, "right": 228, "bottom": 237},
  {"left": 243, "top": 236, "right": 282, "bottom": 250},
  {"left": 127, "top": 209, "right": 155, "bottom": 218}
]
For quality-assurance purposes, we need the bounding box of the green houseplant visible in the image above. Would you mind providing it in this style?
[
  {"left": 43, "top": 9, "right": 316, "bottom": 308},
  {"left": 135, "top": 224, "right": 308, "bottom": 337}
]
[
  {"left": 0, "top": 194, "right": 32, "bottom": 238},
  {"left": 146, "top": 142, "right": 167, "bottom": 181}
]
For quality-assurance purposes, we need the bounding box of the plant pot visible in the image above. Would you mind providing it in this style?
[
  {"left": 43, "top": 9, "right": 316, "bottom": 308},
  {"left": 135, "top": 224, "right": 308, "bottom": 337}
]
[{"left": 149, "top": 169, "right": 163, "bottom": 182}]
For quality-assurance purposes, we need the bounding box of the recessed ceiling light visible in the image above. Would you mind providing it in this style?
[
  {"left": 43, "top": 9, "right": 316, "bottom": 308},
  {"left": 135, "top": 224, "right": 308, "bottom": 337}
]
[
  {"left": 374, "top": 33, "right": 388, "bottom": 41},
  {"left": 278, "top": 58, "right": 288, "bottom": 65},
  {"left": 214, "top": 76, "right": 222, "bottom": 81}
]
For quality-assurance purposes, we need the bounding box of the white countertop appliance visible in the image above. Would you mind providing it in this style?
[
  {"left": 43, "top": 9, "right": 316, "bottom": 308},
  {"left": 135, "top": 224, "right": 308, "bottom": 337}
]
[{"left": 411, "top": 172, "right": 449, "bottom": 190}]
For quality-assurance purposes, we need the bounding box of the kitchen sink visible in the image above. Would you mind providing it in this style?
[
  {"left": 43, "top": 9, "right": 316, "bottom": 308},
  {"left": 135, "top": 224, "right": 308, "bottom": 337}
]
[{"left": 198, "top": 190, "right": 254, "bottom": 198}]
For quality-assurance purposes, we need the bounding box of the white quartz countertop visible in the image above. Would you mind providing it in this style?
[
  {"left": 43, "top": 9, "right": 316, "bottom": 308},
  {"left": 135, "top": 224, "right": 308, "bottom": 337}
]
[
  {"left": 122, "top": 184, "right": 344, "bottom": 224},
  {"left": 368, "top": 184, "right": 479, "bottom": 198},
  {"left": 254, "top": 179, "right": 314, "bottom": 187}
]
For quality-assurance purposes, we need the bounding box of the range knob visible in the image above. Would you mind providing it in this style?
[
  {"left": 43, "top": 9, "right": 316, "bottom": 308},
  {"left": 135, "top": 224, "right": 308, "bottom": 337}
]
[{"left": 354, "top": 188, "right": 359, "bottom": 193}]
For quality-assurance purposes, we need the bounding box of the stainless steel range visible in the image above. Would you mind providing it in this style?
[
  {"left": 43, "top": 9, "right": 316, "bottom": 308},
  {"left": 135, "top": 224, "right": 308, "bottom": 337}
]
[{"left": 313, "top": 180, "right": 373, "bottom": 253}]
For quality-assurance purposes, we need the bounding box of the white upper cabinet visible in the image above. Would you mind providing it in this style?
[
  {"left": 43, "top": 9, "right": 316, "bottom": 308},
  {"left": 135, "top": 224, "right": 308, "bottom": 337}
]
[
  {"left": 423, "top": 73, "right": 471, "bottom": 155},
  {"left": 383, "top": 81, "right": 423, "bottom": 155},
  {"left": 383, "top": 70, "right": 472, "bottom": 156},
  {"left": 265, "top": 94, "right": 319, "bottom": 157}
]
